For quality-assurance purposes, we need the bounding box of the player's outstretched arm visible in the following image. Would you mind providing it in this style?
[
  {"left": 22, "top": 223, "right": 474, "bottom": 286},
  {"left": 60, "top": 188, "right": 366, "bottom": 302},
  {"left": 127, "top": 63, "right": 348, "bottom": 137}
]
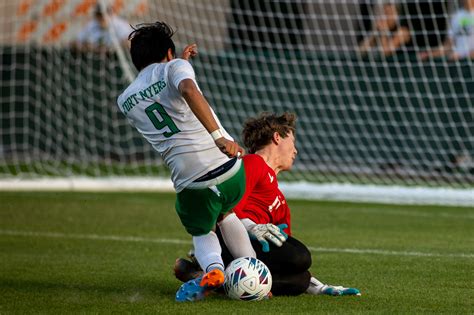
[{"left": 179, "top": 79, "right": 244, "bottom": 158}]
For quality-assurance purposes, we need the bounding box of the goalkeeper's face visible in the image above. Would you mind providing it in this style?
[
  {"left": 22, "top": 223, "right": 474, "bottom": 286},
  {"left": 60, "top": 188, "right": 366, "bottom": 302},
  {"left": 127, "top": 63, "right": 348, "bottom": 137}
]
[{"left": 278, "top": 131, "right": 297, "bottom": 171}]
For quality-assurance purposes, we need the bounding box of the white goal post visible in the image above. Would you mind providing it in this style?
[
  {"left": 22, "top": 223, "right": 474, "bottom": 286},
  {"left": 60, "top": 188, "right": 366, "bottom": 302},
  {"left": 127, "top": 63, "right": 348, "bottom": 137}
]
[{"left": 0, "top": 0, "right": 472, "bottom": 206}]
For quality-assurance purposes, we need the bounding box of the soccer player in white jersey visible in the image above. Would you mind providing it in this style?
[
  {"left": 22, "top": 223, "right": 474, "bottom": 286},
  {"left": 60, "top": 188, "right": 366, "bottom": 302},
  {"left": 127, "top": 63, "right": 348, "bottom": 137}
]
[{"left": 117, "top": 21, "right": 256, "bottom": 302}]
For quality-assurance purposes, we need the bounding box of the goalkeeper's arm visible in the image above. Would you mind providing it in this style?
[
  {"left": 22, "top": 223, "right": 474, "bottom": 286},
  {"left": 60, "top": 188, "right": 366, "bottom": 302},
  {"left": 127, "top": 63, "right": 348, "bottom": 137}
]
[{"left": 241, "top": 218, "right": 288, "bottom": 252}]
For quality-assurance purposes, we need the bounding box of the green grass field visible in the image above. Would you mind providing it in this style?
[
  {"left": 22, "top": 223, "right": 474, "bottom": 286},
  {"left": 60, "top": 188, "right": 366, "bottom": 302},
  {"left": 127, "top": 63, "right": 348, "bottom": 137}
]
[{"left": 1, "top": 191, "right": 473, "bottom": 314}]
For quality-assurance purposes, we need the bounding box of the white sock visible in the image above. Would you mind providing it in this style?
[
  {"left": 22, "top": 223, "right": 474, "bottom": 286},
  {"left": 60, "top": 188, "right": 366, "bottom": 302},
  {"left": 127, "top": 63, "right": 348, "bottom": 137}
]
[
  {"left": 306, "top": 276, "right": 326, "bottom": 295},
  {"left": 193, "top": 231, "right": 224, "bottom": 273},
  {"left": 217, "top": 212, "right": 256, "bottom": 258}
]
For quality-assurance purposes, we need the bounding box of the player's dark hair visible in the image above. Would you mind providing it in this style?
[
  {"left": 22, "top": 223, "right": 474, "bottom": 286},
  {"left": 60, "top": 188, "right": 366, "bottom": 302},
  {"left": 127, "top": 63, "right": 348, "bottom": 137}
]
[
  {"left": 129, "top": 21, "right": 176, "bottom": 71},
  {"left": 242, "top": 112, "right": 296, "bottom": 154}
]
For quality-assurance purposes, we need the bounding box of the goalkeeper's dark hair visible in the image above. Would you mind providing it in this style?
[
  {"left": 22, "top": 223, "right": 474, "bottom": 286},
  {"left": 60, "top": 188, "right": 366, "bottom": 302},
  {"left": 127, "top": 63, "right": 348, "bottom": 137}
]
[
  {"left": 129, "top": 21, "right": 176, "bottom": 71},
  {"left": 242, "top": 112, "right": 296, "bottom": 154}
]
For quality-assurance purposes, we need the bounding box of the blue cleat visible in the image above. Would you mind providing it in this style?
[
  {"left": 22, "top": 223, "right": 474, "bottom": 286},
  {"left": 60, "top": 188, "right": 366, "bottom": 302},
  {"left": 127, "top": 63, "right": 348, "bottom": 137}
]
[{"left": 175, "top": 269, "right": 225, "bottom": 302}]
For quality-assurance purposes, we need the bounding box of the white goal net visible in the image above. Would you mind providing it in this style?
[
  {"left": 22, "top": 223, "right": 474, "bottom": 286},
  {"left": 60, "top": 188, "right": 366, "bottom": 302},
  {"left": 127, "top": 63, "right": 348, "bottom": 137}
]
[{"left": 0, "top": 0, "right": 472, "bottom": 205}]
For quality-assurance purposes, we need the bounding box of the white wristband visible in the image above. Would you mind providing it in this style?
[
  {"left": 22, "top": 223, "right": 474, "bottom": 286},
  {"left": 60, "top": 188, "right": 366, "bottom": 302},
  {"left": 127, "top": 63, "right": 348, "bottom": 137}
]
[{"left": 210, "top": 129, "right": 224, "bottom": 141}]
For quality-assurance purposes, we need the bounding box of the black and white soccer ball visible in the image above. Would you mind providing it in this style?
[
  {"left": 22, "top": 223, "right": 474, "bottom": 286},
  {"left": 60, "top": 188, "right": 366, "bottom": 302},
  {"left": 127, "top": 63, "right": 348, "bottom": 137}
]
[{"left": 224, "top": 257, "right": 272, "bottom": 301}]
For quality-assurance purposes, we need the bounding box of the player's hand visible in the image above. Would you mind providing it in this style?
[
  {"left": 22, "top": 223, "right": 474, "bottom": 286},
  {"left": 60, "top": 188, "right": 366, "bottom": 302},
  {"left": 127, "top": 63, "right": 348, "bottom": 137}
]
[
  {"left": 248, "top": 224, "right": 288, "bottom": 252},
  {"left": 181, "top": 44, "right": 197, "bottom": 60},
  {"left": 215, "top": 137, "right": 244, "bottom": 158}
]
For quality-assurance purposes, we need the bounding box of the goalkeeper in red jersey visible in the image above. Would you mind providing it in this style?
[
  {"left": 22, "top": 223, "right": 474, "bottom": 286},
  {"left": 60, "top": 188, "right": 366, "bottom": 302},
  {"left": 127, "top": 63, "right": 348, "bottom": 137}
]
[{"left": 174, "top": 112, "right": 361, "bottom": 296}]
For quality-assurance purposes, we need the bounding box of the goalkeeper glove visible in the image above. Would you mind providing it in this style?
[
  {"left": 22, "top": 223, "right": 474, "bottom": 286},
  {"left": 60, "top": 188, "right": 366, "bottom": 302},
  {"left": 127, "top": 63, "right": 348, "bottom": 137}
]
[{"left": 248, "top": 223, "right": 288, "bottom": 252}]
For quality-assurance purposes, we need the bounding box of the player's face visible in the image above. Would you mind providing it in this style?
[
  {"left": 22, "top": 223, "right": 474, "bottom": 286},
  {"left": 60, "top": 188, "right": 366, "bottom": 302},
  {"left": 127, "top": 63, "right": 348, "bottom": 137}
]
[{"left": 279, "top": 131, "right": 297, "bottom": 171}]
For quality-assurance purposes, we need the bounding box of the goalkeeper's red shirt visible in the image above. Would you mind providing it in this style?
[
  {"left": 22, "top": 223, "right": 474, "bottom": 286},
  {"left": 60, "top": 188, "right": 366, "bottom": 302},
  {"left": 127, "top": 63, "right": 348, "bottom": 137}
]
[{"left": 233, "top": 154, "right": 291, "bottom": 236}]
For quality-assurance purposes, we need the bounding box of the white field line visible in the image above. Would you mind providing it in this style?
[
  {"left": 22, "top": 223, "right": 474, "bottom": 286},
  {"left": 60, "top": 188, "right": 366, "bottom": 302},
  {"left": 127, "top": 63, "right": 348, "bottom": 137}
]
[
  {"left": 0, "top": 229, "right": 191, "bottom": 245},
  {"left": 1, "top": 178, "right": 473, "bottom": 207},
  {"left": 1, "top": 229, "right": 473, "bottom": 259},
  {"left": 306, "top": 246, "right": 474, "bottom": 259},
  {"left": 350, "top": 208, "right": 474, "bottom": 220}
]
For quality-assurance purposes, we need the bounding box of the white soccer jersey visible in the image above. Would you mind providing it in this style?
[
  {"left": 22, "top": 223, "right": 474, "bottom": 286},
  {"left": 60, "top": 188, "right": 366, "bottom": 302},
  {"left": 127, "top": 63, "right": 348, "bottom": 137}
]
[{"left": 117, "top": 59, "right": 232, "bottom": 192}]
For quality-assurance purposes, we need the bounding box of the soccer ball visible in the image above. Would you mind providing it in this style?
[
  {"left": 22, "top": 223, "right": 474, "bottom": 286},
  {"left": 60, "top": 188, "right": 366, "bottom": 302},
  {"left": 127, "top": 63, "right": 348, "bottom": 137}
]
[{"left": 224, "top": 257, "right": 272, "bottom": 301}]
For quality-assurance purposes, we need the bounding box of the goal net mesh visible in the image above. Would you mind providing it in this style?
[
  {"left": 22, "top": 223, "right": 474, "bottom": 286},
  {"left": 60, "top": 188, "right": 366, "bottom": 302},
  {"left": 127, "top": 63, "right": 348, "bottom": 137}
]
[{"left": 0, "top": 1, "right": 472, "bottom": 197}]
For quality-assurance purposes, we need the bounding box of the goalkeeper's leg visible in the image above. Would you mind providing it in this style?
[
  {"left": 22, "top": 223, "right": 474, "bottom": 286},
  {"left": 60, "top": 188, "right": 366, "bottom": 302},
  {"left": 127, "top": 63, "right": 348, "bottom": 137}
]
[
  {"left": 257, "top": 236, "right": 312, "bottom": 274},
  {"left": 216, "top": 228, "right": 312, "bottom": 272},
  {"left": 217, "top": 228, "right": 312, "bottom": 296},
  {"left": 252, "top": 236, "right": 312, "bottom": 296},
  {"left": 271, "top": 270, "right": 312, "bottom": 296}
]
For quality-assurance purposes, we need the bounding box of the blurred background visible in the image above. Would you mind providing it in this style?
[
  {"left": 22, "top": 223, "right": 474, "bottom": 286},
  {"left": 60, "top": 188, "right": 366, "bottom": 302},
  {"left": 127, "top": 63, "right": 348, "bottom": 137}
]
[{"left": 0, "top": 0, "right": 472, "bottom": 204}]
